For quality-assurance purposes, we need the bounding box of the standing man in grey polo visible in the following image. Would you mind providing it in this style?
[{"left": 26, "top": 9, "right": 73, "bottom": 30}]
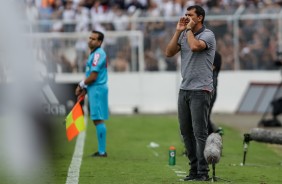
[{"left": 165, "top": 5, "right": 216, "bottom": 182}]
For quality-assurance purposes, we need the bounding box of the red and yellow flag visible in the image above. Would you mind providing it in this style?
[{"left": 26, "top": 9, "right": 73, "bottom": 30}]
[{"left": 65, "top": 100, "right": 85, "bottom": 141}]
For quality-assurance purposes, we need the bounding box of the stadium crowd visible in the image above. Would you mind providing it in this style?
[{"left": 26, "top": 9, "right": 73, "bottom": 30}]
[{"left": 24, "top": 0, "right": 282, "bottom": 72}]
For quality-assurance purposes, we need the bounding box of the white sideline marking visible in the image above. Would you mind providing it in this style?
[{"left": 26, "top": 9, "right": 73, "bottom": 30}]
[
  {"left": 152, "top": 150, "right": 159, "bottom": 157},
  {"left": 147, "top": 148, "right": 159, "bottom": 157},
  {"left": 66, "top": 98, "right": 88, "bottom": 184},
  {"left": 147, "top": 142, "right": 160, "bottom": 157},
  {"left": 175, "top": 170, "right": 187, "bottom": 178},
  {"left": 177, "top": 174, "right": 187, "bottom": 177},
  {"left": 65, "top": 131, "right": 86, "bottom": 184},
  {"left": 169, "top": 166, "right": 187, "bottom": 180},
  {"left": 175, "top": 171, "right": 186, "bottom": 174}
]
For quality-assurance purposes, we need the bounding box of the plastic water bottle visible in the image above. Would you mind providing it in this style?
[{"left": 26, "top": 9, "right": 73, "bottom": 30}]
[{"left": 169, "top": 146, "right": 176, "bottom": 166}]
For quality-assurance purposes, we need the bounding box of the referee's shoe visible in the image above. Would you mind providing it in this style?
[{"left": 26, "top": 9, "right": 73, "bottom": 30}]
[{"left": 91, "top": 152, "right": 107, "bottom": 157}]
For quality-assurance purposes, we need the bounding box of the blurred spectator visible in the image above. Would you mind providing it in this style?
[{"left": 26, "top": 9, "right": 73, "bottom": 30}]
[
  {"left": 41, "top": 0, "right": 55, "bottom": 8},
  {"left": 217, "top": 34, "right": 234, "bottom": 70},
  {"left": 82, "top": 0, "right": 95, "bottom": 9},
  {"left": 38, "top": 0, "right": 53, "bottom": 32},
  {"left": 240, "top": 19, "right": 257, "bottom": 43},
  {"left": 165, "top": 55, "right": 178, "bottom": 71},
  {"left": 111, "top": 51, "right": 130, "bottom": 72},
  {"left": 50, "top": 0, "right": 64, "bottom": 32},
  {"left": 74, "top": 38, "right": 88, "bottom": 72},
  {"left": 70, "top": 0, "right": 82, "bottom": 7},
  {"left": 146, "top": 1, "right": 161, "bottom": 17},
  {"left": 125, "top": 0, "right": 147, "bottom": 10},
  {"left": 103, "top": 23, "right": 119, "bottom": 62},
  {"left": 269, "top": 35, "right": 279, "bottom": 63},
  {"left": 111, "top": 4, "right": 130, "bottom": 31},
  {"left": 144, "top": 0, "right": 164, "bottom": 56},
  {"left": 62, "top": 0, "right": 76, "bottom": 32},
  {"left": 207, "top": 0, "right": 228, "bottom": 39},
  {"left": 147, "top": 21, "right": 165, "bottom": 51},
  {"left": 59, "top": 53, "right": 75, "bottom": 72},
  {"left": 112, "top": 0, "right": 126, "bottom": 9},
  {"left": 161, "top": 0, "right": 182, "bottom": 17},
  {"left": 90, "top": 0, "right": 106, "bottom": 32},
  {"left": 75, "top": 3, "right": 90, "bottom": 32},
  {"left": 144, "top": 50, "right": 159, "bottom": 71},
  {"left": 24, "top": 0, "right": 282, "bottom": 72},
  {"left": 239, "top": 44, "right": 258, "bottom": 70}
]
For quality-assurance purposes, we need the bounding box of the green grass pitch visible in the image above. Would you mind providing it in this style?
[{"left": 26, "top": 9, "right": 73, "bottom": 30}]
[{"left": 2, "top": 115, "right": 282, "bottom": 184}]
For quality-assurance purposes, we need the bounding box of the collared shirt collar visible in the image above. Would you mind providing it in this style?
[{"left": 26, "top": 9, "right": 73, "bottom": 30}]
[
  {"left": 90, "top": 46, "right": 100, "bottom": 54},
  {"left": 194, "top": 25, "right": 206, "bottom": 36}
]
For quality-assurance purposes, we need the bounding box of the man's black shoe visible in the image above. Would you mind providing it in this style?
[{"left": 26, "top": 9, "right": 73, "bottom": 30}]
[
  {"left": 91, "top": 152, "right": 107, "bottom": 157},
  {"left": 183, "top": 174, "right": 197, "bottom": 181},
  {"left": 194, "top": 174, "right": 209, "bottom": 181}
]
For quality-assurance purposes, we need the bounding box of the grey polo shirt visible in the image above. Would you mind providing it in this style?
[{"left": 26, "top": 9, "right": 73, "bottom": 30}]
[{"left": 177, "top": 26, "right": 216, "bottom": 92}]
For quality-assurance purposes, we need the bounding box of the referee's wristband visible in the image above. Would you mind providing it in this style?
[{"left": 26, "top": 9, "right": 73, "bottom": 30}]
[{"left": 79, "top": 80, "right": 87, "bottom": 89}]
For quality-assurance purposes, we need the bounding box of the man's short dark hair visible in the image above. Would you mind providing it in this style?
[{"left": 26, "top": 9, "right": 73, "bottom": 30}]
[
  {"left": 92, "top": 30, "right": 104, "bottom": 42},
  {"left": 187, "top": 5, "right": 205, "bottom": 24}
]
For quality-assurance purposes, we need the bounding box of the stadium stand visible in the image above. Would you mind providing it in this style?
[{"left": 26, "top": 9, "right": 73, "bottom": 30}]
[{"left": 24, "top": 0, "right": 282, "bottom": 72}]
